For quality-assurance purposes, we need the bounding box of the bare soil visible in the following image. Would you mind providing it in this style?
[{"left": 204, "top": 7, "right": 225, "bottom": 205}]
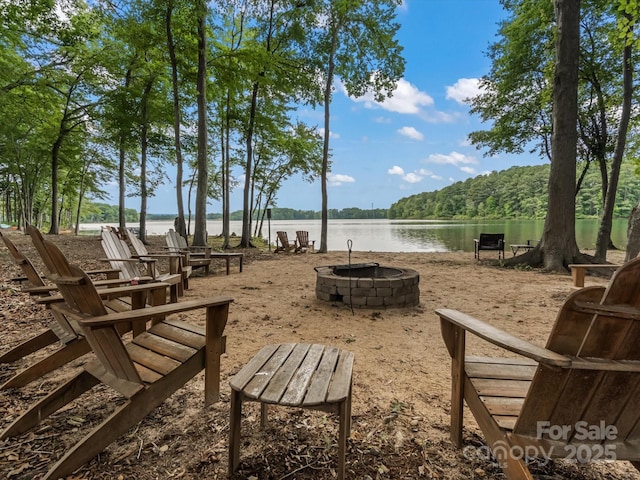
[{"left": 0, "top": 231, "right": 638, "bottom": 480}]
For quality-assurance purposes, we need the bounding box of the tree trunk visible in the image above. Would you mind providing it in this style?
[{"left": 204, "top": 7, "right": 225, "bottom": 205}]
[
  {"left": 222, "top": 93, "right": 231, "bottom": 249},
  {"left": 240, "top": 81, "right": 259, "bottom": 248},
  {"left": 48, "top": 139, "right": 61, "bottom": 234},
  {"left": 193, "top": 0, "right": 208, "bottom": 247},
  {"left": 118, "top": 68, "right": 132, "bottom": 230},
  {"left": 542, "top": 0, "right": 582, "bottom": 270},
  {"left": 626, "top": 203, "right": 640, "bottom": 261},
  {"left": 506, "top": 0, "right": 582, "bottom": 269},
  {"left": 319, "top": 25, "right": 339, "bottom": 254},
  {"left": 139, "top": 79, "right": 153, "bottom": 244},
  {"left": 166, "top": 0, "right": 187, "bottom": 239},
  {"left": 596, "top": 27, "right": 633, "bottom": 260}
]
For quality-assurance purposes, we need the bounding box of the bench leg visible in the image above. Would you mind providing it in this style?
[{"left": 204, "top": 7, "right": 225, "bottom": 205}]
[
  {"left": 338, "top": 396, "right": 350, "bottom": 480},
  {"left": 572, "top": 268, "right": 585, "bottom": 288},
  {"left": 229, "top": 389, "right": 243, "bottom": 476},
  {"left": 260, "top": 402, "right": 269, "bottom": 428}
]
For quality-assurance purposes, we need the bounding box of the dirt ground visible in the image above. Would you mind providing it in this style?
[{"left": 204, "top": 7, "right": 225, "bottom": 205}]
[{"left": 1, "top": 231, "right": 639, "bottom": 480}]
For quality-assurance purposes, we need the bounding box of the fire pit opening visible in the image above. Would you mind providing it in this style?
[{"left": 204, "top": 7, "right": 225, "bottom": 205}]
[{"left": 315, "top": 262, "right": 420, "bottom": 309}]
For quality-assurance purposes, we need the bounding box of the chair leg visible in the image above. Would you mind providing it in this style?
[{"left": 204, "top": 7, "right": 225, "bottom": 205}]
[
  {"left": 42, "top": 356, "right": 204, "bottom": 480},
  {"left": 0, "top": 328, "right": 59, "bottom": 363},
  {"left": 1, "top": 370, "right": 99, "bottom": 440},
  {"left": 1, "top": 338, "right": 92, "bottom": 390},
  {"left": 229, "top": 389, "right": 243, "bottom": 476}
]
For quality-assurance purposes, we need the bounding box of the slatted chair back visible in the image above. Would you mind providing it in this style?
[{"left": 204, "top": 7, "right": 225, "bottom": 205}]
[
  {"left": 295, "top": 231, "right": 314, "bottom": 252},
  {"left": 165, "top": 229, "right": 210, "bottom": 276},
  {"left": 26, "top": 225, "right": 69, "bottom": 278},
  {"left": 276, "top": 231, "right": 298, "bottom": 253},
  {"left": 120, "top": 228, "right": 158, "bottom": 278},
  {"left": 166, "top": 228, "right": 188, "bottom": 250},
  {"left": 101, "top": 228, "right": 143, "bottom": 279},
  {"left": 28, "top": 226, "right": 109, "bottom": 317},
  {"left": 1, "top": 231, "right": 46, "bottom": 287},
  {"left": 38, "top": 235, "right": 143, "bottom": 391},
  {"left": 515, "top": 257, "right": 640, "bottom": 447}
]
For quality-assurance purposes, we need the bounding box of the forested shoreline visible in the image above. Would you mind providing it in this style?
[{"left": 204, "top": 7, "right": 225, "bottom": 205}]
[
  {"left": 78, "top": 163, "right": 640, "bottom": 223},
  {"left": 389, "top": 164, "right": 640, "bottom": 220}
]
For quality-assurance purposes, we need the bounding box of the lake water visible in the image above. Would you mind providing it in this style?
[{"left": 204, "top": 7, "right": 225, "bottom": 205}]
[{"left": 80, "top": 218, "right": 630, "bottom": 253}]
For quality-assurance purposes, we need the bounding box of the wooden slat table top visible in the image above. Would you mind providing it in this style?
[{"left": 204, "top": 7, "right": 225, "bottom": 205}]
[{"left": 230, "top": 343, "right": 354, "bottom": 407}]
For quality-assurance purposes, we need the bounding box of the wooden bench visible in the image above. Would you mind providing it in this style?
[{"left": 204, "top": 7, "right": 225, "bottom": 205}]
[
  {"left": 568, "top": 263, "right": 620, "bottom": 287},
  {"left": 229, "top": 343, "right": 354, "bottom": 479},
  {"left": 210, "top": 252, "right": 243, "bottom": 275}
]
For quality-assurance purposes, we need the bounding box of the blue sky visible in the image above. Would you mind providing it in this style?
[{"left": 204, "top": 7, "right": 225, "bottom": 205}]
[{"left": 122, "top": 0, "right": 546, "bottom": 215}]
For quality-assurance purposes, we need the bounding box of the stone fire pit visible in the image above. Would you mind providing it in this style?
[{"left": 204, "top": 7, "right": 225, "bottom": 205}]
[{"left": 314, "top": 262, "right": 420, "bottom": 309}]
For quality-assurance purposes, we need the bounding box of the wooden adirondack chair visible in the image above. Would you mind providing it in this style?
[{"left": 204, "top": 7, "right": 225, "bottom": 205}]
[
  {"left": 275, "top": 231, "right": 299, "bottom": 253},
  {"left": 0, "top": 227, "right": 169, "bottom": 391},
  {"left": 437, "top": 257, "right": 640, "bottom": 479},
  {"left": 0, "top": 233, "right": 233, "bottom": 480},
  {"left": 118, "top": 228, "right": 192, "bottom": 290},
  {"left": 1, "top": 230, "right": 120, "bottom": 364},
  {"left": 296, "top": 230, "right": 314, "bottom": 253},
  {"left": 0, "top": 230, "right": 80, "bottom": 364},
  {"left": 101, "top": 227, "right": 182, "bottom": 303},
  {"left": 119, "top": 226, "right": 192, "bottom": 295},
  {"left": 166, "top": 228, "right": 211, "bottom": 277}
]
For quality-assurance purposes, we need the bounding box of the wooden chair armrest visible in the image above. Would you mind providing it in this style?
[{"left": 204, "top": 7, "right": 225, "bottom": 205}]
[
  {"left": 72, "top": 296, "right": 234, "bottom": 327},
  {"left": 99, "top": 257, "right": 150, "bottom": 263},
  {"left": 131, "top": 253, "right": 181, "bottom": 259},
  {"left": 37, "top": 279, "right": 160, "bottom": 305},
  {"left": 436, "top": 308, "right": 571, "bottom": 367},
  {"left": 571, "top": 357, "right": 640, "bottom": 372},
  {"left": 572, "top": 300, "right": 640, "bottom": 320},
  {"left": 86, "top": 268, "right": 121, "bottom": 276}
]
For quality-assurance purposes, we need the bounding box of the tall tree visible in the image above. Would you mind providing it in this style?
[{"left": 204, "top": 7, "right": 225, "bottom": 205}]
[
  {"left": 471, "top": 0, "right": 636, "bottom": 260},
  {"left": 193, "top": 0, "right": 209, "bottom": 246},
  {"left": 507, "top": 0, "right": 583, "bottom": 270},
  {"left": 313, "top": 0, "right": 405, "bottom": 253},
  {"left": 595, "top": 8, "right": 634, "bottom": 259}
]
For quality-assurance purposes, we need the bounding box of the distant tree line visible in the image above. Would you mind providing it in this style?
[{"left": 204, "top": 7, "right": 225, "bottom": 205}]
[
  {"left": 79, "top": 204, "right": 388, "bottom": 223},
  {"left": 388, "top": 164, "right": 640, "bottom": 220}
]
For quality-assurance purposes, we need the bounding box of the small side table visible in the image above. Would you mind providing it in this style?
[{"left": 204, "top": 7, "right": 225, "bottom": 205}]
[
  {"left": 228, "top": 343, "right": 354, "bottom": 479},
  {"left": 209, "top": 252, "right": 243, "bottom": 275}
]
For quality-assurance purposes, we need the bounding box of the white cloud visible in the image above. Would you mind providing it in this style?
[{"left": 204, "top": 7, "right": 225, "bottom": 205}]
[
  {"left": 417, "top": 168, "right": 433, "bottom": 176},
  {"left": 460, "top": 166, "right": 477, "bottom": 174},
  {"left": 446, "top": 78, "right": 483, "bottom": 105},
  {"left": 403, "top": 172, "right": 423, "bottom": 183},
  {"left": 318, "top": 127, "right": 340, "bottom": 139},
  {"left": 388, "top": 165, "right": 428, "bottom": 184},
  {"left": 340, "top": 78, "right": 434, "bottom": 114},
  {"left": 431, "top": 175, "right": 444, "bottom": 181},
  {"left": 397, "top": 126, "right": 424, "bottom": 141},
  {"left": 327, "top": 173, "right": 355, "bottom": 186},
  {"left": 426, "top": 151, "right": 478, "bottom": 166},
  {"left": 374, "top": 116, "right": 392, "bottom": 124}
]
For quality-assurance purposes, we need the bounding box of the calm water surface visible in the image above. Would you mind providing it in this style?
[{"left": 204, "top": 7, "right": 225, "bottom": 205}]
[{"left": 81, "top": 218, "right": 629, "bottom": 253}]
